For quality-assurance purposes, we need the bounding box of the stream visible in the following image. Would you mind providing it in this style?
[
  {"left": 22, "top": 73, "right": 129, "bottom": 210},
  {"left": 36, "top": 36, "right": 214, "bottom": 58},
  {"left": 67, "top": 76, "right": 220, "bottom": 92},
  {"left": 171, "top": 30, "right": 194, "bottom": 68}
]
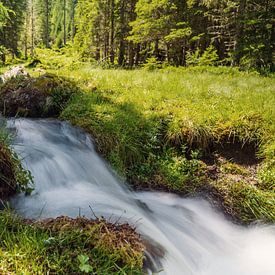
[{"left": 7, "top": 118, "right": 275, "bottom": 275}]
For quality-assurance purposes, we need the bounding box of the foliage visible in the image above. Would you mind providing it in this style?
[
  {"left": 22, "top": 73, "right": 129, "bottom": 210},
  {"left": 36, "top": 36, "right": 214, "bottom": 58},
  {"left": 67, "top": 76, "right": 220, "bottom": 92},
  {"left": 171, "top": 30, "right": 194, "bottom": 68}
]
[
  {"left": 0, "top": 0, "right": 273, "bottom": 71},
  {"left": 143, "top": 57, "right": 162, "bottom": 71},
  {"left": 0, "top": 0, "right": 26, "bottom": 58},
  {"left": 186, "top": 45, "right": 219, "bottom": 66},
  {"left": 0, "top": 2, "right": 11, "bottom": 28},
  {"left": 78, "top": 254, "right": 93, "bottom": 273},
  {"left": 156, "top": 147, "right": 204, "bottom": 192}
]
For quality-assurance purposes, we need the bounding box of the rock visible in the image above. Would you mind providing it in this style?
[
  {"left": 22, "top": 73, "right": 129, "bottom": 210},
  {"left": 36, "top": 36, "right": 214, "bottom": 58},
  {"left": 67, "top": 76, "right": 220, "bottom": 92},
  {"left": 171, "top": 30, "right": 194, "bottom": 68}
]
[
  {"left": 0, "top": 73, "right": 78, "bottom": 117},
  {"left": 0, "top": 66, "right": 29, "bottom": 84}
]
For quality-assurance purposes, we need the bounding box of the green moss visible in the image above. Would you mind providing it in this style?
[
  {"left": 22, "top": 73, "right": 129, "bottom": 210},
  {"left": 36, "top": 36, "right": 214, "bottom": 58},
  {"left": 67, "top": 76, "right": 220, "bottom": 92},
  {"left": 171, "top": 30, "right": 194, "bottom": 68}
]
[
  {"left": 0, "top": 74, "right": 79, "bottom": 117},
  {"left": 220, "top": 162, "right": 250, "bottom": 176}
]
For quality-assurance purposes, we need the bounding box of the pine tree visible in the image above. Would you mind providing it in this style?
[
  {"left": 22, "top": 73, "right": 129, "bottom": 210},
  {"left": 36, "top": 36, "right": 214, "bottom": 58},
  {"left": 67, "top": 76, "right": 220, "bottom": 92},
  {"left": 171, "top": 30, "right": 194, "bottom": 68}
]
[{"left": 0, "top": 0, "right": 27, "bottom": 60}]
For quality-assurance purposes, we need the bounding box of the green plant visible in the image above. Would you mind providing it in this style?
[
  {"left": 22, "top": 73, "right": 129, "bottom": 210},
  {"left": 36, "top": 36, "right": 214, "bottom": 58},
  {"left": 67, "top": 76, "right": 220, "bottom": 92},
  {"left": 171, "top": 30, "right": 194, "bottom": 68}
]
[
  {"left": 143, "top": 57, "right": 163, "bottom": 71},
  {"left": 78, "top": 254, "right": 93, "bottom": 273},
  {"left": 156, "top": 146, "right": 203, "bottom": 192},
  {"left": 0, "top": 116, "right": 34, "bottom": 196},
  {"left": 186, "top": 45, "right": 219, "bottom": 66}
]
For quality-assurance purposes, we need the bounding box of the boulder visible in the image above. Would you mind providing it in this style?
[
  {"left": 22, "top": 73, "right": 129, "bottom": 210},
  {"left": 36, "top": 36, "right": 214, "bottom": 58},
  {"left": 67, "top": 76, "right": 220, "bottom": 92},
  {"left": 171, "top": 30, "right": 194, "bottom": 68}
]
[{"left": 0, "top": 73, "right": 78, "bottom": 117}]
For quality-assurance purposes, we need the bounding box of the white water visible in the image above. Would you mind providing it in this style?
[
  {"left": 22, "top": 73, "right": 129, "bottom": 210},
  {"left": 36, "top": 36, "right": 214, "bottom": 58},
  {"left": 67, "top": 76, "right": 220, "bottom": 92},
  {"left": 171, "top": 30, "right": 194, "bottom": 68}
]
[{"left": 8, "top": 118, "right": 275, "bottom": 275}]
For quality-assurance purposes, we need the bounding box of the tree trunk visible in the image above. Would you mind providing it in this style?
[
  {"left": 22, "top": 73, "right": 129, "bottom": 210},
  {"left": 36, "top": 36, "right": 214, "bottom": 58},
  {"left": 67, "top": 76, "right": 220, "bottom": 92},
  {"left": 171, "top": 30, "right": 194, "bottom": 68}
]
[
  {"left": 118, "top": 0, "right": 126, "bottom": 66},
  {"left": 235, "top": 0, "right": 247, "bottom": 65},
  {"left": 63, "top": 0, "right": 66, "bottom": 46},
  {"left": 45, "top": 0, "right": 50, "bottom": 48},
  {"left": 31, "top": 0, "right": 34, "bottom": 57},
  {"left": 110, "top": 0, "right": 115, "bottom": 64}
]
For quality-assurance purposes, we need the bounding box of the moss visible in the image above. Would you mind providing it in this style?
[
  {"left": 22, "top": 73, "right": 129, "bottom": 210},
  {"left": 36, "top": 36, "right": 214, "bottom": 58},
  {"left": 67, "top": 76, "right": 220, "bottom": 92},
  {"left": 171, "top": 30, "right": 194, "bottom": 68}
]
[
  {"left": 0, "top": 74, "right": 79, "bottom": 117},
  {"left": 220, "top": 162, "right": 250, "bottom": 176}
]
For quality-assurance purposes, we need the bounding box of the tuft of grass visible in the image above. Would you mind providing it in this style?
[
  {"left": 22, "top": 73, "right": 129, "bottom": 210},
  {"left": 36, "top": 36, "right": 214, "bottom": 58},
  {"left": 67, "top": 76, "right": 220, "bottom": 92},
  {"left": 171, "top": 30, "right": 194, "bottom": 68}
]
[
  {"left": 213, "top": 180, "right": 275, "bottom": 223},
  {"left": 220, "top": 162, "right": 250, "bottom": 176},
  {"left": 0, "top": 210, "right": 144, "bottom": 274}
]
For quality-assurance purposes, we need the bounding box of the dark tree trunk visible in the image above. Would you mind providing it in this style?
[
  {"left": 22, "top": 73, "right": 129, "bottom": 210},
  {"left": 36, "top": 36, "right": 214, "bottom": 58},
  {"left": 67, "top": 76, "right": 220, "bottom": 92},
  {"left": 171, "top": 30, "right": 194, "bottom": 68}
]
[{"left": 110, "top": 0, "right": 115, "bottom": 64}]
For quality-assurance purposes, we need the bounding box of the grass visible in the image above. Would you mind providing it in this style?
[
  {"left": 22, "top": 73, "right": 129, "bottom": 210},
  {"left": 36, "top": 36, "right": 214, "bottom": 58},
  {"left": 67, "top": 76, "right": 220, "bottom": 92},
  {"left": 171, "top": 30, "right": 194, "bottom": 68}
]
[
  {"left": 9, "top": 48, "right": 272, "bottom": 223},
  {"left": 0, "top": 210, "right": 144, "bottom": 274},
  {"left": 1, "top": 48, "right": 275, "bottom": 223},
  {"left": 0, "top": 47, "right": 274, "bottom": 272}
]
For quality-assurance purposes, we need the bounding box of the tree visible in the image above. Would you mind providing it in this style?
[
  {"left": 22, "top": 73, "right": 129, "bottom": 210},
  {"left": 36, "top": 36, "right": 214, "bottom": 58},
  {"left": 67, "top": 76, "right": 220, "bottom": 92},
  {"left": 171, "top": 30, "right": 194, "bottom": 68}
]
[
  {"left": 35, "top": 0, "right": 52, "bottom": 47},
  {"left": 0, "top": 0, "right": 27, "bottom": 61}
]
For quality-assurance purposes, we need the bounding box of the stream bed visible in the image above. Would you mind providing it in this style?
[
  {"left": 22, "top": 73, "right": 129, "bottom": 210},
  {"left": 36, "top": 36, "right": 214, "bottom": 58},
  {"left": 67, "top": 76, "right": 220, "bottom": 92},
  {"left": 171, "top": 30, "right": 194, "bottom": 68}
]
[{"left": 8, "top": 118, "right": 275, "bottom": 275}]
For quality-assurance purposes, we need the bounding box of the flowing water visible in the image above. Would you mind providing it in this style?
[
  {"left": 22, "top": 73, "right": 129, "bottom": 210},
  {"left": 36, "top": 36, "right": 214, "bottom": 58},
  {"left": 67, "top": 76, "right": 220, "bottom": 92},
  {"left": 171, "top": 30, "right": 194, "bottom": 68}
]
[{"left": 7, "top": 118, "right": 275, "bottom": 275}]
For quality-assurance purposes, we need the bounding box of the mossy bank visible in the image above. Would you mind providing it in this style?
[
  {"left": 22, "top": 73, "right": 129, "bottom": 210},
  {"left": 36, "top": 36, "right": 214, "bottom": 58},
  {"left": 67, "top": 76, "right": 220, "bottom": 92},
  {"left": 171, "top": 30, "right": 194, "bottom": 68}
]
[
  {"left": 0, "top": 211, "right": 144, "bottom": 274},
  {"left": 0, "top": 73, "right": 78, "bottom": 117}
]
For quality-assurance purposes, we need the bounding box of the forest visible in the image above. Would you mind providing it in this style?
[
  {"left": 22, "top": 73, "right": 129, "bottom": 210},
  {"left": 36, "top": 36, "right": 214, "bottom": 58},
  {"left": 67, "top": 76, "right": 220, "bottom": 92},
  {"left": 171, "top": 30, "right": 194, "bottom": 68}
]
[
  {"left": 0, "top": 0, "right": 274, "bottom": 71},
  {"left": 0, "top": 0, "right": 275, "bottom": 274}
]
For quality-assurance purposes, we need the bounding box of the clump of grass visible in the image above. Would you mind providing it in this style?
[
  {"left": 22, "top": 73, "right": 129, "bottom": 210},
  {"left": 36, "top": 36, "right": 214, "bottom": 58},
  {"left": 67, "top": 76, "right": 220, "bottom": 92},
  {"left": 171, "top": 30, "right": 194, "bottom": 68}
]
[
  {"left": 0, "top": 210, "right": 144, "bottom": 274},
  {"left": 0, "top": 117, "right": 33, "bottom": 200},
  {"left": 220, "top": 162, "right": 250, "bottom": 176},
  {"left": 257, "top": 141, "right": 275, "bottom": 191},
  {"left": 213, "top": 180, "right": 275, "bottom": 223}
]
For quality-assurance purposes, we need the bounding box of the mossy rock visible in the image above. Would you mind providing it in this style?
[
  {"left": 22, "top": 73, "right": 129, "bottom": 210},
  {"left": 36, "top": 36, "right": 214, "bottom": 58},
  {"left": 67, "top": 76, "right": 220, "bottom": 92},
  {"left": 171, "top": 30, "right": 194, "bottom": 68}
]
[{"left": 0, "top": 74, "right": 79, "bottom": 118}]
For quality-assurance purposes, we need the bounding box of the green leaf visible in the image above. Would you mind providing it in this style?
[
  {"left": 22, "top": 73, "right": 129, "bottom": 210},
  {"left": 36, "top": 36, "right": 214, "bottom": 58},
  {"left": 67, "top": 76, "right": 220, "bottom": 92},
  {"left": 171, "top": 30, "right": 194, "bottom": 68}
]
[
  {"left": 77, "top": 254, "right": 89, "bottom": 265},
  {"left": 79, "top": 264, "right": 93, "bottom": 273}
]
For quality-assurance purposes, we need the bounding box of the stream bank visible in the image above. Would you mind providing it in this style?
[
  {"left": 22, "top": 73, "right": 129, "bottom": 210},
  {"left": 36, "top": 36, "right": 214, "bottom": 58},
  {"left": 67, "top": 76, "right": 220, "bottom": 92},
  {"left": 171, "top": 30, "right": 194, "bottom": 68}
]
[{"left": 0, "top": 68, "right": 274, "bottom": 224}]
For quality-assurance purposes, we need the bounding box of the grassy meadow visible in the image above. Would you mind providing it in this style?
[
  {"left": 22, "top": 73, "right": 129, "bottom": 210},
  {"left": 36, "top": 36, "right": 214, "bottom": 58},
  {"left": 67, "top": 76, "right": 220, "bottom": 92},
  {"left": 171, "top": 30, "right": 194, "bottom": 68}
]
[{"left": 19, "top": 48, "right": 274, "bottom": 224}]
